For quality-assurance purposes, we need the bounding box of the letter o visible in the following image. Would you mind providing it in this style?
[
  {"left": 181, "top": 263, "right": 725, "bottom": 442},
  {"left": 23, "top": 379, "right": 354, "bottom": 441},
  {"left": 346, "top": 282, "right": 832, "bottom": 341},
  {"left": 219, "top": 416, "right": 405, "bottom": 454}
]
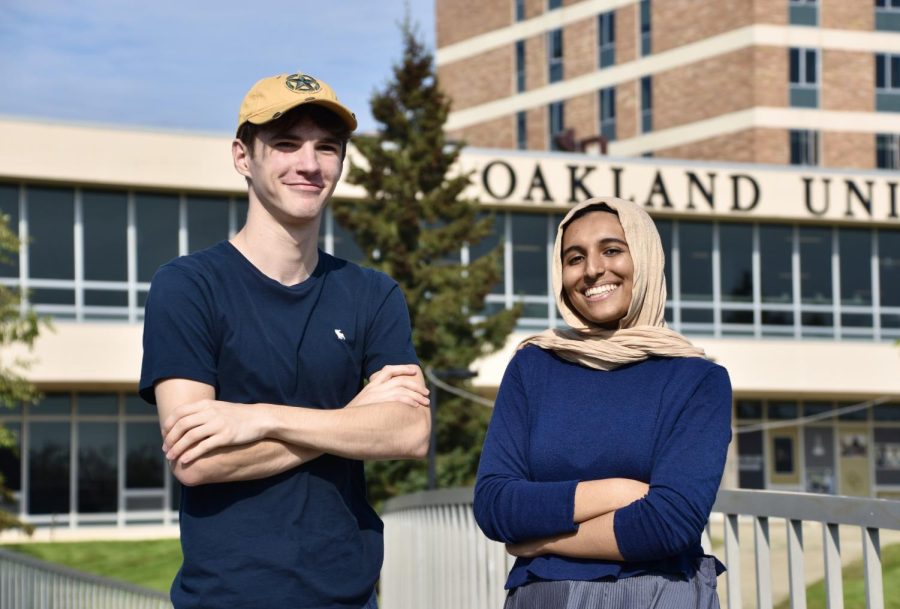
[{"left": 482, "top": 160, "right": 517, "bottom": 200}]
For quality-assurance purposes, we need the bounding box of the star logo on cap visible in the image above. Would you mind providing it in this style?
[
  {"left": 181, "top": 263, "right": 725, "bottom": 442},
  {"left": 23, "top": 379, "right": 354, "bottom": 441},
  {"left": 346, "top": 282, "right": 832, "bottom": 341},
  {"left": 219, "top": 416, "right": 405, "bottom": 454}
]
[{"left": 285, "top": 74, "right": 321, "bottom": 93}]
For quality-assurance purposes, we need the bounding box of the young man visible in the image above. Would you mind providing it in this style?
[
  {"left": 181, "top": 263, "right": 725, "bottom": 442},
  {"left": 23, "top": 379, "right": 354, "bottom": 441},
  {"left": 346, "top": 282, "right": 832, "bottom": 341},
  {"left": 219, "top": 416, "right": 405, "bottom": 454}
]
[{"left": 140, "top": 72, "right": 430, "bottom": 609}]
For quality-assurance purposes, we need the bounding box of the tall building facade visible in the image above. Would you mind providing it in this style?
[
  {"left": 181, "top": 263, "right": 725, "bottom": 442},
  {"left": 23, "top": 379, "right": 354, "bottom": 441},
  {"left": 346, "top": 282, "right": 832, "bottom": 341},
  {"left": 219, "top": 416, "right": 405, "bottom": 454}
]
[
  {"left": 0, "top": 117, "right": 898, "bottom": 533},
  {"left": 436, "top": 0, "right": 900, "bottom": 169},
  {"left": 1, "top": 3, "right": 900, "bottom": 529}
]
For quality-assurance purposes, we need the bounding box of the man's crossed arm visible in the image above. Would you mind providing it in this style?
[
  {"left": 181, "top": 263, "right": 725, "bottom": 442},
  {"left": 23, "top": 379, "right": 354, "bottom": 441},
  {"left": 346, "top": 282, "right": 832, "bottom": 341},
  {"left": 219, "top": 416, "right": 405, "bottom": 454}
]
[{"left": 155, "top": 364, "right": 430, "bottom": 487}]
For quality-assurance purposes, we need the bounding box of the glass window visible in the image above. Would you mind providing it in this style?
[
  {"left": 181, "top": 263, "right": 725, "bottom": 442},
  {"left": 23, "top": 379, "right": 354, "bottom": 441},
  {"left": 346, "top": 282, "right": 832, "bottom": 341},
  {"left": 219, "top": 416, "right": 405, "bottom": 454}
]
[
  {"left": 126, "top": 422, "right": 165, "bottom": 489},
  {"left": 171, "top": 472, "right": 181, "bottom": 511},
  {"left": 0, "top": 184, "right": 20, "bottom": 278},
  {"left": 760, "top": 225, "right": 793, "bottom": 304},
  {"left": 0, "top": 422, "right": 21, "bottom": 491},
  {"left": 235, "top": 200, "right": 249, "bottom": 231},
  {"left": 136, "top": 193, "right": 180, "bottom": 282},
  {"left": 641, "top": 77, "right": 652, "bottom": 133},
  {"left": 679, "top": 222, "right": 712, "bottom": 301},
  {"left": 768, "top": 401, "right": 798, "bottom": 420},
  {"left": 737, "top": 430, "right": 764, "bottom": 489},
  {"left": 29, "top": 421, "right": 70, "bottom": 514},
  {"left": 720, "top": 223, "right": 753, "bottom": 302},
  {"left": 839, "top": 229, "right": 872, "bottom": 306},
  {"left": 790, "top": 129, "right": 819, "bottom": 165},
  {"left": 187, "top": 196, "right": 229, "bottom": 253},
  {"left": 598, "top": 12, "right": 615, "bottom": 68},
  {"left": 804, "top": 426, "right": 835, "bottom": 494},
  {"left": 547, "top": 29, "right": 563, "bottom": 83},
  {"left": 469, "top": 213, "right": 504, "bottom": 296},
  {"left": 789, "top": 48, "right": 819, "bottom": 107},
  {"left": 799, "top": 226, "right": 832, "bottom": 304},
  {"left": 82, "top": 189, "right": 128, "bottom": 282},
  {"left": 516, "top": 0, "right": 525, "bottom": 21},
  {"left": 77, "top": 422, "right": 118, "bottom": 513},
  {"left": 876, "top": 0, "right": 900, "bottom": 32},
  {"left": 875, "top": 428, "right": 900, "bottom": 485},
  {"left": 84, "top": 289, "right": 128, "bottom": 309},
  {"left": 880, "top": 230, "right": 900, "bottom": 307},
  {"left": 124, "top": 393, "right": 151, "bottom": 415},
  {"left": 640, "top": 0, "right": 651, "bottom": 55},
  {"left": 548, "top": 101, "right": 565, "bottom": 151},
  {"left": 838, "top": 400, "right": 868, "bottom": 421},
  {"left": 28, "top": 186, "right": 74, "bottom": 280},
  {"left": 78, "top": 393, "right": 119, "bottom": 416},
  {"left": 332, "top": 219, "right": 365, "bottom": 264},
  {"left": 600, "top": 87, "right": 616, "bottom": 141},
  {"left": 516, "top": 41, "right": 526, "bottom": 93},
  {"left": 788, "top": 48, "right": 819, "bottom": 86},
  {"left": 874, "top": 402, "right": 900, "bottom": 421},
  {"left": 32, "top": 393, "right": 72, "bottom": 415},
  {"left": 656, "top": 219, "right": 672, "bottom": 297},
  {"left": 517, "top": 112, "right": 527, "bottom": 150},
  {"left": 789, "top": 0, "right": 818, "bottom": 26},
  {"left": 736, "top": 400, "right": 763, "bottom": 419},
  {"left": 548, "top": 0, "right": 562, "bottom": 10},
  {"left": 876, "top": 133, "right": 900, "bottom": 169},
  {"left": 511, "top": 213, "right": 548, "bottom": 296},
  {"left": 876, "top": 53, "right": 900, "bottom": 112},
  {"left": 803, "top": 401, "right": 832, "bottom": 416}
]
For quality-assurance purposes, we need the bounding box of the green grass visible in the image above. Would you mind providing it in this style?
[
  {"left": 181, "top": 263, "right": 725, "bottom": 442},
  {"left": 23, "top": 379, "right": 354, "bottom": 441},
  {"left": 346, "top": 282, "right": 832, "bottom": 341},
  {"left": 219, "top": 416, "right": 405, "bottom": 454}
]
[
  {"left": 3, "top": 539, "right": 182, "bottom": 594},
  {"left": 775, "top": 543, "right": 900, "bottom": 609}
]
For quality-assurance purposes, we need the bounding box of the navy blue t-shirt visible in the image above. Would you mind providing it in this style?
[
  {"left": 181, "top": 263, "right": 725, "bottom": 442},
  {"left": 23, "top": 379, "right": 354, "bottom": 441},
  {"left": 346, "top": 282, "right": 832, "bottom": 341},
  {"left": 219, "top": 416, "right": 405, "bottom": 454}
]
[{"left": 140, "top": 241, "right": 418, "bottom": 609}]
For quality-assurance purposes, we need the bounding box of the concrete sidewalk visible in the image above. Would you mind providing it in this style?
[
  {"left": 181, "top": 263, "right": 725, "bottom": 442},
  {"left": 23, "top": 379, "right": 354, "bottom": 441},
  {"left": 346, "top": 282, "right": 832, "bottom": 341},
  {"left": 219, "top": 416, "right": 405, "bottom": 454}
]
[{"left": 712, "top": 517, "right": 900, "bottom": 608}]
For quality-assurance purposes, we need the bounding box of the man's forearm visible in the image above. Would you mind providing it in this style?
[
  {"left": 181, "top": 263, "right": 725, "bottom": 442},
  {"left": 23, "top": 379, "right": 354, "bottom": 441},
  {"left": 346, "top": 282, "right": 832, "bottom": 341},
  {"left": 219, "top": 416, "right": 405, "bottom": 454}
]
[
  {"left": 159, "top": 366, "right": 430, "bottom": 467},
  {"left": 259, "top": 400, "right": 430, "bottom": 460},
  {"left": 172, "top": 439, "right": 322, "bottom": 487}
]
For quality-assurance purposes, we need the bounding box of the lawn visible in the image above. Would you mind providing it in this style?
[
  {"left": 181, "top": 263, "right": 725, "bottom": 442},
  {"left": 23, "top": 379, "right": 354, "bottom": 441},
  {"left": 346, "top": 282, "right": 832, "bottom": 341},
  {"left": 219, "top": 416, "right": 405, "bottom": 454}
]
[
  {"left": 3, "top": 538, "right": 182, "bottom": 594},
  {"left": 775, "top": 543, "right": 900, "bottom": 609}
]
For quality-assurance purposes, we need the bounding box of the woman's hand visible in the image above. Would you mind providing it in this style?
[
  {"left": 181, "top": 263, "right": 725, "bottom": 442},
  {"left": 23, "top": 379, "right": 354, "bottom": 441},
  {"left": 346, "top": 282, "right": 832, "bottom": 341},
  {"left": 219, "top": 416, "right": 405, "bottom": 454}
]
[
  {"left": 506, "top": 537, "right": 549, "bottom": 558},
  {"left": 573, "top": 478, "right": 649, "bottom": 523}
]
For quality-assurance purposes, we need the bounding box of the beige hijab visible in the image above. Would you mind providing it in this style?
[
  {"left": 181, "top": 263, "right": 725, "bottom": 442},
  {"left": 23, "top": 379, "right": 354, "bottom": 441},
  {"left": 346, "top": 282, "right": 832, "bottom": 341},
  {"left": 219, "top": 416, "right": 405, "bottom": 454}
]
[{"left": 519, "top": 196, "right": 705, "bottom": 370}]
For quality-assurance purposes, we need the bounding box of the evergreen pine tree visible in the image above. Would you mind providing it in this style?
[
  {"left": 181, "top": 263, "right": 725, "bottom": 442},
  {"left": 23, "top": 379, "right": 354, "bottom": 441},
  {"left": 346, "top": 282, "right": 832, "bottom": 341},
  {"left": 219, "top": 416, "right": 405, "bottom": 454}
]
[
  {"left": 0, "top": 213, "right": 41, "bottom": 534},
  {"left": 333, "top": 18, "right": 518, "bottom": 502}
]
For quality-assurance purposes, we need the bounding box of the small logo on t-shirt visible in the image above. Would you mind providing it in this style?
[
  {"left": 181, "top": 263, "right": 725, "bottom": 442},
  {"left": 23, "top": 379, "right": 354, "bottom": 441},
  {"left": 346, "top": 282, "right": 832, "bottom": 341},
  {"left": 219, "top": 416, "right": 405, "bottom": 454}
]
[{"left": 334, "top": 329, "right": 346, "bottom": 341}]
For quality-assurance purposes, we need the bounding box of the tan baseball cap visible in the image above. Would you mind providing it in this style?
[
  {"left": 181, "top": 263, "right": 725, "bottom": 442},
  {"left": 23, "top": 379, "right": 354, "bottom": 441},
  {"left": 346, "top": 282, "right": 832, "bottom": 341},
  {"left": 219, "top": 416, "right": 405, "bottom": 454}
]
[{"left": 237, "top": 72, "right": 357, "bottom": 132}]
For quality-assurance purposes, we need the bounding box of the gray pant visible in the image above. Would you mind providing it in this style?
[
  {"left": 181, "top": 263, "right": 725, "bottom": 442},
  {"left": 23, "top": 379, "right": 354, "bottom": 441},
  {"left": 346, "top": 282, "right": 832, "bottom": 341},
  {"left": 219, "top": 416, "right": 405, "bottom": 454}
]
[{"left": 504, "top": 557, "right": 720, "bottom": 609}]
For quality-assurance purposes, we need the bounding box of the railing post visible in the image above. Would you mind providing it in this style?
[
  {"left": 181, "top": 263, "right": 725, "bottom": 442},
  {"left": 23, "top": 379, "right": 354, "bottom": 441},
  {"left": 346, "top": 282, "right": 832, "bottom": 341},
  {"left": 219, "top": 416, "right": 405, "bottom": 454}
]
[
  {"left": 787, "top": 519, "right": 807, "bottom": 609},
  {"left": 754, "top": 516, "right": 772, "bottom": 609},
  {"left": 725, "top": 513, "right": 742, "bottom": 609},
  {"left": 822, "top": 522, "right": 843, "bottom": 609},
  {"left": 862, "top": 527, "right": 884, "bottom": 609}
]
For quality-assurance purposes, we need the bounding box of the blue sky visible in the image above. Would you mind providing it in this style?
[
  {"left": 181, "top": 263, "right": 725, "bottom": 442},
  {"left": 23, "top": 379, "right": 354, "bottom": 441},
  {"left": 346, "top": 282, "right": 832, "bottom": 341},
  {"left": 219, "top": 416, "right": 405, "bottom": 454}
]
[{"left": 0, "top": 0, "right": 435, "bottom": 134}]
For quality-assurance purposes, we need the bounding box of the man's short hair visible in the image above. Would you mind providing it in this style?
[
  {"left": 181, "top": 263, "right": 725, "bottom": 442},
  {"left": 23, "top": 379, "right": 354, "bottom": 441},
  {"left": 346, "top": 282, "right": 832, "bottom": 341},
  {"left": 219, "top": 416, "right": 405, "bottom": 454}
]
[{"left": 236, "top": 105, "right": 353, "bottom": 158}]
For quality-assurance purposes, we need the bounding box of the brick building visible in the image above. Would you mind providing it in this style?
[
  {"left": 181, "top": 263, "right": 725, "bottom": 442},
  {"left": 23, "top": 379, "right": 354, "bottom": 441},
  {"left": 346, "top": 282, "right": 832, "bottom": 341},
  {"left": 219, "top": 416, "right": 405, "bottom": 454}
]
[{"left": 436, "top": 0, "right": 900, "bottom": 169}]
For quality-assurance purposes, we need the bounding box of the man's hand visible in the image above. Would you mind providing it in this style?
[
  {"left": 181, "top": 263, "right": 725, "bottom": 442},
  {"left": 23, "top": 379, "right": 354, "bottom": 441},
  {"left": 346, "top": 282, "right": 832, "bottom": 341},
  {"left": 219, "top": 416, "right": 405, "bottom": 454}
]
[
  {"left": 162, "top": 400, "right": 269, "bottom": 466},
  {"left": 347, "top": 364, "right": 429, "bottom": 409}
]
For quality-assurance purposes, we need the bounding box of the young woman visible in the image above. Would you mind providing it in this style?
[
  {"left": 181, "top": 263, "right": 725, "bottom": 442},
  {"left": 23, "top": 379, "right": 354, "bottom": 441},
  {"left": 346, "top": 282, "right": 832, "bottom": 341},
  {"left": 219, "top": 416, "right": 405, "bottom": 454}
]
[{"left": 474, "top": 197, "right": 732, "bottom": 608}]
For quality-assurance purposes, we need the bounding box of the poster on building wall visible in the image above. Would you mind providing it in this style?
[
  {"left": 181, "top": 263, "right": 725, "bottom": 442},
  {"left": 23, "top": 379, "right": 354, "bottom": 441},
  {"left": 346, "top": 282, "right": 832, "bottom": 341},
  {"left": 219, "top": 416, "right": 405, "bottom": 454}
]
[
  {"left": 840, "top": 434, "right": 868, "bottom": 458},
  {"left": 875, "top": 428, "right": 900, "bottom": 485},
  {"left": 774, "top": 437, "right": 794, "bottom": 474},
  {"left": 804, "top": 426, "right": 835, "bottom": 494},
  {"left": 839, "top": 430, "right": 871, "bottom": 496}
]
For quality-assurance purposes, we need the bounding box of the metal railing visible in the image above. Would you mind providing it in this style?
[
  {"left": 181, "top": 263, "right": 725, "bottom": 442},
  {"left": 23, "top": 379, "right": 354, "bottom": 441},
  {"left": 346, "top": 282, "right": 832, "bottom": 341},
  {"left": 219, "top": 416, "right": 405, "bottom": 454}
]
[
  {"left": 381, "top": 488, "right": 900, "bottom": 609},
  {"left": 0, "top": 548, "right": 172, "bottom": 609}
]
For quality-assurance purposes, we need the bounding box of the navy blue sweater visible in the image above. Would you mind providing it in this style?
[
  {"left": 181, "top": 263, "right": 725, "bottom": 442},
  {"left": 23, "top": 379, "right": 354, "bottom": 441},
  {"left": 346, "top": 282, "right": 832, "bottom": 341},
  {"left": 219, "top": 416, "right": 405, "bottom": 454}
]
[{"left": 474, "top": 346, "right": 732, "bottom": 589}]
